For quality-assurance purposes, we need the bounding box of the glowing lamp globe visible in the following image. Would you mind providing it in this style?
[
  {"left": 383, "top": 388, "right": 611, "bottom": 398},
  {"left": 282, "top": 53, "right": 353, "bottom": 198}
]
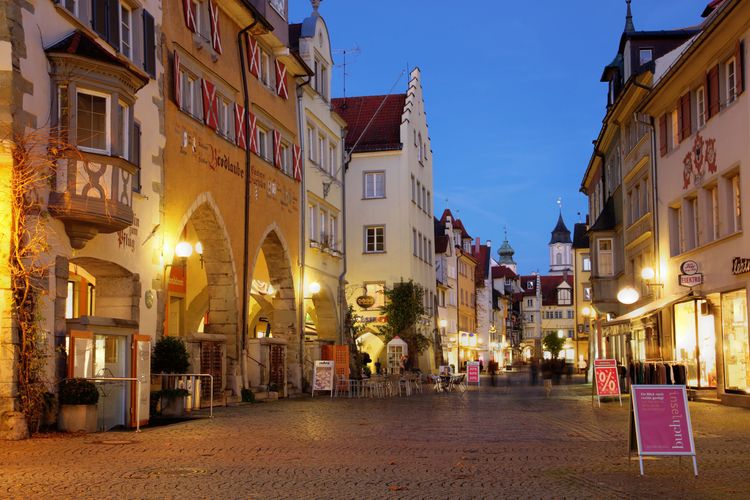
[
  {"left": 175, "top": 241, "right": 193, "bottom": 258},
  {"left": 308, "top": 281, "right": 321, "bottom": 294},
  {"left": 641, "top": 266, "right": 655, "bottom": 280},
  {"left": 617, "top": 286, "right": 640, "bottom": 305}
]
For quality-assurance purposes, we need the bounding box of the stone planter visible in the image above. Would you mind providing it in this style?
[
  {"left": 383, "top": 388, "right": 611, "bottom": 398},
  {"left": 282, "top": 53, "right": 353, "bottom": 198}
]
[
  {"left": 58, "top": 404, "right": 98, "bottom": 433},
  {"left": 160, "top": 396, "right": 186, "bottom": 418}
]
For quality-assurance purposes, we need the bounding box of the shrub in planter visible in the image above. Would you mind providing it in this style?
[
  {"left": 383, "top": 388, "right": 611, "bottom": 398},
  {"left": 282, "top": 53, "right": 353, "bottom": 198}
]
[
  {"left": 152, "top": 336, "right": 190, "bottom": 374},
  {"left": 58, "top": 378, "right": 99, "bottom": 433},
  {"left": 156, "top": 388, "right": 190, "bottom": 418}
]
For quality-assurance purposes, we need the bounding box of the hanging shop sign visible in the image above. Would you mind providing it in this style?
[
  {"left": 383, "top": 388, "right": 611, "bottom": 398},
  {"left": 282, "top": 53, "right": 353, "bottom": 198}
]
[
  {"left": 311, "top": 360, "right": 335, "bottom": 397},
  {"left": 356, "top": 294, "right": 375, "bottom": 309},
  {"left": 629, "top": 385, "right": 697, "bottom": 477},
  {"left": 680, "top": 260, "right": 699, "bottom": 275},
  {"left": 593, "top": 359, "right": 622, "bottom": 407},
  {"left": 732, "top": 257, "right": 750, "bottom": 275},
  {"left": 679, "top": 273, "right": 704, "bottom": 287},
  {"left": 466, "top": 361, "right": 481, "bottom": 385}
]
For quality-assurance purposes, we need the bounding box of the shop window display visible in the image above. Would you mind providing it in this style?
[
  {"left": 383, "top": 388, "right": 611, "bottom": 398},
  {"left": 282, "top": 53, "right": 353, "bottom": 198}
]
[
  {"left": 674, "top": 300, "right": 717, "bottom": 388},
  {"left": 722, "top": 290, "right": 749, "bottom": 393}
]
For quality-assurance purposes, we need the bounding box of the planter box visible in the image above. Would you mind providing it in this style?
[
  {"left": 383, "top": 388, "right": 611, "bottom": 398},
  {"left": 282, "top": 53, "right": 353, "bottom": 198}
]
[
  {"left": 58, "top": 404, "right": 98, "bottom": 433},
  {"left": 160, "top": 396, "right": 186, "bottom": 418}
]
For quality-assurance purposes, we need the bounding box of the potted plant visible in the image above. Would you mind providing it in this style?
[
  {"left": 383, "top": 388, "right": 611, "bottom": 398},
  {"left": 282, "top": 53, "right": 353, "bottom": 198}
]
[
  {"left": 58, "top": 378, "right": 99, "bottom": 433},
  {"left": 155, "top": 388, "right": 191, "bottom": 417},
  {"left": 151, "top": 336, "right": 191, "bottom": 417}
]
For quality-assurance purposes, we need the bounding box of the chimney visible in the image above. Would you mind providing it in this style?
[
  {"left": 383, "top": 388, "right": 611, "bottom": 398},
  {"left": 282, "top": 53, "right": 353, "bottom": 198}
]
[{"left": 475, "top": 237, "right": 480, "bottom": 253}]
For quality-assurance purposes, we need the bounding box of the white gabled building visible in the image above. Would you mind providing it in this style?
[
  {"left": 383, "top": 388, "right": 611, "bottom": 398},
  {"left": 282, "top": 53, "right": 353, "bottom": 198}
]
[{"left": 333, "top": 68, "right": 437, "bottom": 372}]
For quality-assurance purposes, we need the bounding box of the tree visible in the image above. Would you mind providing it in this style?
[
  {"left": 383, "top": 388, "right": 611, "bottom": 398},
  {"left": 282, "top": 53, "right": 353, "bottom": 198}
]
[
  {"left": 542, "top": 332, "right": 566, "bottom": 360},
  {"left": 377, "top": 280, "right": 430, "bottom": 364}
]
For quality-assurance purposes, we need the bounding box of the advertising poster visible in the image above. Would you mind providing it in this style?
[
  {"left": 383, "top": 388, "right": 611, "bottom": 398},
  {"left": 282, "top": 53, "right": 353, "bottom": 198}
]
[
  {"left": 630, "top": 385, "right": 697, "bottom": 476},
  {"left": 593, "top": 359, "right": 621, "bottom": 406},
  {"left": 467, "top": 361, "right": 480, "bottom": 385},
  {"left": 312, "top": 360, "right": 335, "bottom": 397}
]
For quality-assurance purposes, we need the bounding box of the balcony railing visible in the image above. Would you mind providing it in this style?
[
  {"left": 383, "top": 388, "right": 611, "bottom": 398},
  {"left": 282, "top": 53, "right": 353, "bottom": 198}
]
[{"left": 48, "top": 151, "right": 136, "bottom": 249}]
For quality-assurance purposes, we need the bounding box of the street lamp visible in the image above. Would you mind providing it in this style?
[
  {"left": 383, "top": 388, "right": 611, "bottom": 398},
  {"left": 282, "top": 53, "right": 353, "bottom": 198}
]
[
  {"left": 617, "top": 285, "right": 640, "bottom": 305},
  {"left": 308, "top": 281, "right": 321, "bottom": 295},
  {"left": 439, "top": 319, "right": 448, "bottom": 328},
  {"left": 175, "top": 241, "right": 193, "bottom": 259}
]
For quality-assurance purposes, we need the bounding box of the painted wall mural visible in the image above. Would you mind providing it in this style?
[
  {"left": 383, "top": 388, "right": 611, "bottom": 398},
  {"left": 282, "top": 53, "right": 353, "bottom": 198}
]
[{"left": 682, "top": 132, "right": 718, "bottom": 189}]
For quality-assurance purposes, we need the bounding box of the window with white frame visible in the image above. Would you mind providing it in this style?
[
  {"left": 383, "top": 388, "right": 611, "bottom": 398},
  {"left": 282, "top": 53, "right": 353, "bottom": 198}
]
[
  {"left": 260, "top": 49, "right": 273, "bottom": 88},
  {"left": 319, "top": 208, "right": 328, "bottom": 245},
  {"left": 363, "top": 171, "right": 385, "bottom": 199},
  {"left": 180, "top": 70, "right": 202, "bottom": 120},
  {"left": 639, "top": 48, "right": 653, "bottom": 65},
  {"left": 216, "top": 97, "right": 233, "bottom": 141},
  {"left": 76, "top": 89, "right": 110, "bottom": 154},
  {"left": 696, "top": 86, "right": 706, "bottom": 129},
  {"left": 706, "top": 184, "right": 719, "bottom": 242},
  {"left": 671, "top": 108, "right": 679, "bottom": 149},
  {"left": 686, "top": 196, "right": 699, "bottom": 250},
  {"left": 118, "top": 100, "right": 130, "bottom": 160},
  {"left": 416, "top": 180, "right": 422, "bottom": 208},
  {"left": 426, "top": 191, "right": 431, "bottom": 214},
  {"left": 731, "top": 173, "right": 742, "bottom": 232},
  {"left": 582, "top": 253, "right": 591, "bottom": 271},
  {"left": 418, "top": 231, "right": 423, "bottom": 260},
  {"left": 328, "top": 143, "right": 336, "bottom": 175},
  {"left": 364, "top": 226, "right": 385, "bottom": 253},
  {"left": 120, "top": 3, "right": 132, "bottom": 58},
  {"left": 317, "top": 134, "right": 326, "bottom": 170},
  {"left": 669, "top": 205, "right": 684, "bottom": 255},
  {"left": 558, "top": 288, "right": 572, "bottom": 305},
  {"left": 727, "top": 57, "right": 737, "bottom": 104},
  {"left": 306, "top": 125, "right": 315, "bottom": 161},
  {"left": 412, "top": 228, "right": 417, "bottom": 256},
  {"left": 421, "top": 186, "right": 427, "bottom": 213},
  {"left": 280, "top": 142, "right": 291, "bottom": 175},
  {"left": 308, "top": 204, "right": 317, "bottom": 241},
  {"left": 330, "top": 215, "right": 338, "bottom": 250},
  {"left": 583, "top": 285, "right": 592, "bottom": 301},
  {"left": 257, "top": 126, "right": 270, "bottom": 161},
  {"left": 597, "top": 238, "right": 613, "bottom": 276}
]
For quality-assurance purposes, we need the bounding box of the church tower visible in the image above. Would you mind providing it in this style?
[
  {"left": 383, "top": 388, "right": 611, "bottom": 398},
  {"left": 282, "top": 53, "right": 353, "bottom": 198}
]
[
  {"left": 497, "top": 229, "right": 517, "bottom": 274},
  {"left": 549, "top": 212, "right": 573, "bottom": 275}
]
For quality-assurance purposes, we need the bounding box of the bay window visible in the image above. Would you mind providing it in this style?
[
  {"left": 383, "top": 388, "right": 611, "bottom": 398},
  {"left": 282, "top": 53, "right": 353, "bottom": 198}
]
[{"left": 76, "top": 90, "right": 110, "bottom": 154}]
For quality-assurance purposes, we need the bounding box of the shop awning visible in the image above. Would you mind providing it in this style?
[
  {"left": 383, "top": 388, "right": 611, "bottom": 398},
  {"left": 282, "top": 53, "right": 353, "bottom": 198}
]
[{"left": 611, "top": 292, "right": 691, "bottom": 322}]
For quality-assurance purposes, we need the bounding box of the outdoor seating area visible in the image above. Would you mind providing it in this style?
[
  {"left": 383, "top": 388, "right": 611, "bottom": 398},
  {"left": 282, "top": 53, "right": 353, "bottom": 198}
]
[
  {"left": 332, "top": 373, "right": 424, "bottom": 398},
  {"left": 430, "top": 373, "right": 468, "bottom": 393}
]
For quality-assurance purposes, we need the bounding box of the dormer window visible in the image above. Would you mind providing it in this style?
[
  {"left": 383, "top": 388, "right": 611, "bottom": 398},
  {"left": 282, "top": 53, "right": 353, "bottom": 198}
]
[
  {"left": 558, "top": 288, "right": 572, "bottom": 305},
  {"left": 527, "top": 281, "right": 534, "bottom": 290},
  {"left": 269, "top": 0, "right": 286, "bottom": 19},
  {"left": 639, "top": 48, "right": 653, "bottom": 66}
]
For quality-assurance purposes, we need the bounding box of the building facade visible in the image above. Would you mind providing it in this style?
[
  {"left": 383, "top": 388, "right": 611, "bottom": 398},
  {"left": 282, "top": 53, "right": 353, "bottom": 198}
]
[
  {"left": 1, "top": 0, "right": 165, "bottom": 431},
  {"left": 290, "top": 3, "right": 347, "bottom": 383},
  {"left": 333, "top": 68, "right": 437, "bottom": 372}
]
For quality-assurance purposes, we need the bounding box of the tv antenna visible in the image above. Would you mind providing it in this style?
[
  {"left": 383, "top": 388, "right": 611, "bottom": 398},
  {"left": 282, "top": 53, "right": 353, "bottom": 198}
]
[{"left": 333, "top": 45, "right": 361, "bottom": 99}]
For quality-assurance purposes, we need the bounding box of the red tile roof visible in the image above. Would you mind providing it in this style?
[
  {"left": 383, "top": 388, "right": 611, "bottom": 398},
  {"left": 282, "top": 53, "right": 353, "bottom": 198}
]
[
  {"left": 435, "top": 235, "right": 449, "bottom": 254},
  {"left": 492, "top": 266, "right": 518, "bottom": 280},
  {"left": 473, "top": 245, "right": 491, "bottom": 282},
  {"left": 518, "top": 274, "right": 575, "bottom": 305},
  {"left": 331, "top": 94, "right": 406, "bottom": 153}
]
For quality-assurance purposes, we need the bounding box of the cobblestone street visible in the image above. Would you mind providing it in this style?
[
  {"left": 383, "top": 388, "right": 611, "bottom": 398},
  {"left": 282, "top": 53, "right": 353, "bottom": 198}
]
[{"left": 2, "top": 382, "right": 750, "bottom": 499}]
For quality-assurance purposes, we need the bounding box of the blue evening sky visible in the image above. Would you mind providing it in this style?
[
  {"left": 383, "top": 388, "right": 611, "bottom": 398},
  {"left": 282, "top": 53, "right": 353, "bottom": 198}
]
[{"left": 290, "top": 0, "right": 709, "bottom": 274}]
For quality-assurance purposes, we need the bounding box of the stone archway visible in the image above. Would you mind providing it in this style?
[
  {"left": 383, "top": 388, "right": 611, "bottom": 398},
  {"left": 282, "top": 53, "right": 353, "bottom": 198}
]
[
  {"left": 310, "top": 284, "right": 338, "bottom": 342},
  {"left": 250, "top": 226, "right": 298, "bottom": 390},
  {"left": 67, "top": 257, "right": 140, "bottom": 321},
  {"left": 173, "top": 193, "right": 240, "bottom": 396},
  {"left": 357, "top": 331, "right": 385, "bottom": 374}
]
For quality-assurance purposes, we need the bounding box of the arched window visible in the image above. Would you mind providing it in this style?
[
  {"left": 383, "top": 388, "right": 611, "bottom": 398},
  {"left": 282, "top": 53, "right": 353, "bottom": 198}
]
[{"left": 556, "top": 253, "right": 562, "bottom": 265}]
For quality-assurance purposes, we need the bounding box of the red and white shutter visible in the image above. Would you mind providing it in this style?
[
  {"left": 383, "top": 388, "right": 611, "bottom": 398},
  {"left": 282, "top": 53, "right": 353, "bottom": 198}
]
[
  {"left": 182, "top": 0, "right": 196, "bottom": 32},
  {"left": 173, "top": 50, "right": 182, "bottom": 108},
  {"left": 275, "top": 60, "right": 288, "bottom": 99},
  {"left": 246, "top": 34, "right": 260, "bottom": 78},
  {"left": 208, "top": 0, "right": 222, "bottom": 54},
  {"left": 273, "top": 130, "right": 282, "bottom": 169},
  {"left": 293, "top": 144, "right": 302, "bottom": 181},
  {"left": 201, "top": 79, "right": 218, "bottom": 130},
  {"left": 248, "top": 112, "right": 258, "bottom": 154},
  {"left": 234, "top": 103, "right": 247, "bottom": 150}
]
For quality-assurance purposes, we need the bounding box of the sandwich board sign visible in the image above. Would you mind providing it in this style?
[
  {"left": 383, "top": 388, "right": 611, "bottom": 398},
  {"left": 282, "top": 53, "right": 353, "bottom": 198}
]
[
  {"left": 629, "top": 385, "right": 698, "bottom": 476},
  {"left": 311, "top": 360, "right": 335, "bottom": 397},
  {"left": 466, "top": 361, "right": 480, "bottom": 385},
  {"left": 593, "top": 359, "right": 622, "bottom": 407}
]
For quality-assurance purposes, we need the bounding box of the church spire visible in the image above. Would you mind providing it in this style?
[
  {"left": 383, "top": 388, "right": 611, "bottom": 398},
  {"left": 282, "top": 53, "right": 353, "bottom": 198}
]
[{"left": 624, "top": 0, "right": 635, "bottom": 33}]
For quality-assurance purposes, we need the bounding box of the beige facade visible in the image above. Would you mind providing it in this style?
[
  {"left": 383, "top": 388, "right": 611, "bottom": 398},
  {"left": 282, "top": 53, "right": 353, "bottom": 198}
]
[
  {"left": 1, "top": 0, "right": 165, "bottom": 431},
  {"left": 292, "top": 5, "right": 347, "bottom": 381}
]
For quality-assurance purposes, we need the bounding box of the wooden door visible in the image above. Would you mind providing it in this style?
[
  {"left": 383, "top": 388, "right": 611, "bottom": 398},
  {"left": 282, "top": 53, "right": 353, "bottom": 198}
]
[{"left": 269, "top": 344, "right": 285, "bottom": 392}]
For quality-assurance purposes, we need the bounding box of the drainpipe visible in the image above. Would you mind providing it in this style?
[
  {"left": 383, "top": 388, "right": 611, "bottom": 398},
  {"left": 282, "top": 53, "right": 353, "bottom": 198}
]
[
  {"left": 238, "top": 19, "right": 258, "bottom": 390},
  {"left": 296, "top": 76, "right": 311, "bottom": 388},
  {"left": 338, "top": 130, "right": 348, "bottom": 345}
]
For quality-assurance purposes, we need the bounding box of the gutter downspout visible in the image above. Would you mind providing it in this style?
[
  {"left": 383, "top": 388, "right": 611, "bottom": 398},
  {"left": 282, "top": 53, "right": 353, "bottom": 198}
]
[
  {"left": 238, "top": 20, "right": 258, "bottom": 390},
  {"left": 295, "top": 76, "right": 311, "bottom": 389},
  {"left": 338, "top": 132, "right": 348, "bottom": 345}
]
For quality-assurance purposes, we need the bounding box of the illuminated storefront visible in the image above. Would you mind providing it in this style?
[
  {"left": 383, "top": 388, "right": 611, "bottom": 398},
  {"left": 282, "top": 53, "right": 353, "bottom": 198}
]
[
  {"left": 721, "top": 290, "right": 749, "bottom": 394},
  {"left": 673, "top": 300, "right": 717, "bottom": 388}
]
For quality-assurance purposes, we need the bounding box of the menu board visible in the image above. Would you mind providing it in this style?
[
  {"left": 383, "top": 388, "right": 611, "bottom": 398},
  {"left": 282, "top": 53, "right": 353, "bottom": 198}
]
[
  {"left": 467, "top": 361, "right": 480, "bottom": 385},
  {"left": 312, "top": 360, "right": 335, "bottom": 396}
]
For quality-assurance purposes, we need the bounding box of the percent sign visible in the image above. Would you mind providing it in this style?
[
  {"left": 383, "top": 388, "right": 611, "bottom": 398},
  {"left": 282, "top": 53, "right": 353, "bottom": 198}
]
[{"left": 597, "top": 369, "right": 617, "bottom": 392}]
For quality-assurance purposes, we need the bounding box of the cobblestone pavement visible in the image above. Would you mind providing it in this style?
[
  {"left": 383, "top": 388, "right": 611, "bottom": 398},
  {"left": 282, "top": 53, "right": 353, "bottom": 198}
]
[{"left": 2, "top": 382, "right": 750, "bottom": 499}]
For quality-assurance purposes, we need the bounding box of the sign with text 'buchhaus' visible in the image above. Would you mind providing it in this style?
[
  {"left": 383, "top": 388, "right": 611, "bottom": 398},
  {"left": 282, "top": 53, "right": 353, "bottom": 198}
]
[
  {"left": 467, "top": 362, "right": 480, "bottom": 385},
  {"left": 630, "top": 385, "right": 697, "bottom": 476},
  {"left": 312, "top": 360, "right": 335, "bottom": 397},
  {"left": 593, "top": 359, "right": 622, "bottom": 407}
]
